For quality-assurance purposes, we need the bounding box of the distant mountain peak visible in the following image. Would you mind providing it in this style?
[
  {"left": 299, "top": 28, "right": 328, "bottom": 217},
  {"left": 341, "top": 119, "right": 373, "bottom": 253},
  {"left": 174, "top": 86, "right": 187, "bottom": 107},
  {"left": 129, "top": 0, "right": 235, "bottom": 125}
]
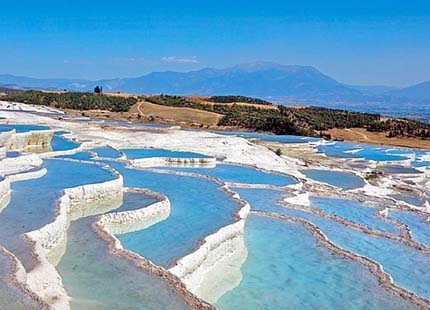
[
  {"left": 386, "top": 81, "right": 430, "bottom": 101},
  {"left": 231, "top": 61, "right": 286, "bottom": 70},
  {"left": 415, "top": 81, "right": 430, "bottom": 87},
  {"left": 0, "top": 64, "right": 428, "bottom": 104}
]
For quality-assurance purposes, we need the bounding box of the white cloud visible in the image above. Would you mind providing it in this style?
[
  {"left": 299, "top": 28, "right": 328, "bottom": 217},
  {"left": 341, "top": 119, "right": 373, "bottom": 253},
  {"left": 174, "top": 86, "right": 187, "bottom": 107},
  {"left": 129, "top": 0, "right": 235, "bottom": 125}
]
[{"left": 161, "top": 56, "right": 199, "bottom": 64}]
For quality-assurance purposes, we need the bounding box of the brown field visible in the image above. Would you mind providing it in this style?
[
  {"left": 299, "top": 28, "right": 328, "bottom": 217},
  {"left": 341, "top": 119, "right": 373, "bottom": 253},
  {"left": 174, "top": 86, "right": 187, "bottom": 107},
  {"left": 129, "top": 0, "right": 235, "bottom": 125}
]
[
  {"left": 61, "top": 100, "right": 222, "bottom": 127},
  {"left": 129, "top": 100, "right": 223, "bottom": 126},
  {"left": 326, "top": 128, "right": 430, "bottom": 150}
]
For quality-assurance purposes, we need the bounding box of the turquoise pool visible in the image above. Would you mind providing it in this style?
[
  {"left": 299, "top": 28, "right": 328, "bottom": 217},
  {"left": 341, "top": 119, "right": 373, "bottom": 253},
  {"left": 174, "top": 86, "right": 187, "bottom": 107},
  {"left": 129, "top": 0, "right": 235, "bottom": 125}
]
[
  {"left": 309, "top": 197, "right": 398, "bottom": 234},
  {"left": 6, "top": 151, "right": 21, "bottom": 158},
  {"left": 50, "top": 134, "right": 79, "bottom": 151},
  {"left": 56, "top": 151, "right": 95, "bottom": 161},
  {"left": 317, "top": 142, "right": 409, "bottom": 161},
  {"left": 231, "top": 188, "right": 397, "bottom": 234},
  {"left": 211, "top": 130, "right": 319, "bottom": 144},
  {"left": 0, "top": 124, "right": 49, "bottom": 133},
  {"left": 122, "top": 148, "right": 209, "bottom": 159},
  {"left": 217, "top": 215, "right": 417, "bottom": 310},
  {"left": 388, "top": 211, "right": 430, "bottom": 245},
  {"left": 275, "top": 207, "right": 430, "bottom": 299},
  {"left": 105, "top": 161, "right": 240, "bottom": 267},
  {"left": 302, "top": 169, "right": 364, "bottom": 189},
  {"left": 92, "top": 146, "right": 122, "bottom": 159},
  {"left": 113, "top": 191, "right": 159, "bottom": 213},
  {"left": 389, "top": 194, "right": 424, "bottom": 207},
  {"left": 0, "top": 159, "right": 115, "bottom": 270},
  {"left": 57, "top": 212, "right": 188, "bottom": 309},
  {"left": 164, "top": 164, "right": 296, "bottom": 186}
]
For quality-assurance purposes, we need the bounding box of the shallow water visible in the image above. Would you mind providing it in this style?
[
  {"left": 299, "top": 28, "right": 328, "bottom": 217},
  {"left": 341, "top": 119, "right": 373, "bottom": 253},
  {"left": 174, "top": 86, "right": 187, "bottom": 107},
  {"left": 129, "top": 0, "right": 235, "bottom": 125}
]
[
  {"left": 50, "top": 134, "right": 79, "bottom": 151},
  {"left": 388, "top": 211, "right": 430, "bottom": 245},
  {"left": 275, "top": 207, "right": 430, "bottom": 298},
  {"left": 0, "top": 159, "right": 115, "bottom": 270},
  {"left": 57, "top": 151, "right": 95, "bottom": 161},
  {"left": 302, "top": 169, "right": 364, "bottom": 189},
  {"left": 309, "top": 197, "right": 398, "bottom": 234},
  {"left": 211, "top": 130, "right": 319, "bottom": 144},
  {"left": 379, "top": 165, "right": 423, "bottom": 175},
  {"left": 57, "top": 216, "right": 188, "bottom": 310},
  {"left": 122, "top": 148, "right": 209, "bottom": 159},
  {"left": 231, "top": 187, "right": 283, "bottom": 212},
  {"left": 164, "top": 164, "right": 296, "bottom": 186},
  {"left": 217, "top": 215, "right": 418, "bottom": 310},
  {"left": 113, "top": 191, "right": 159, "bottom": 213},
  {"left": 389, "top": 194, "right": 424, "bottom": 207},
  {"left": 232, "top": 188, "right": 397, "bottom": 234},
  {"left": 105, "top": 161, "right": 240, "bottom": 267},
  {"left": 6, "top": 151, "right": 20, "bottom": 158},
  {"left": 317, "top": 142, "right": 409, "bottom": 161},
  {"left": 0, "top": 124, "right": 49, "bottom": 133},
  {"left": 92, "top": 146, "right": 122, "bottom": 159}
]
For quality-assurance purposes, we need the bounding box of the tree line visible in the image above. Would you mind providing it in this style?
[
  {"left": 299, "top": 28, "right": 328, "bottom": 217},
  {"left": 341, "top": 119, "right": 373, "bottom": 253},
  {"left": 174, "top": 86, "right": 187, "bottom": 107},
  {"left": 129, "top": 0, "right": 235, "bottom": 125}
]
[
  {"left": 143, "top": 94, "right": 430, "bottom": 139},
  {"left": 208, "top": 95, "right": 272, "bottom": 105},
  {"left": 4, "top": 91, "right": 429, "bottom": 140},
  {"left": 3, "top": 90, "right": 137, "bottom": 112}
]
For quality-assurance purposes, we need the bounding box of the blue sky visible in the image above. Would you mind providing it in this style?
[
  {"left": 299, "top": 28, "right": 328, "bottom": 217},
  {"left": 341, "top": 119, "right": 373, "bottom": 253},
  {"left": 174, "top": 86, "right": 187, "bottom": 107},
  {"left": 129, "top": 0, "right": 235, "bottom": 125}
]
[{"left": 1, "top": 0, "right": 429, "bottom": 86}]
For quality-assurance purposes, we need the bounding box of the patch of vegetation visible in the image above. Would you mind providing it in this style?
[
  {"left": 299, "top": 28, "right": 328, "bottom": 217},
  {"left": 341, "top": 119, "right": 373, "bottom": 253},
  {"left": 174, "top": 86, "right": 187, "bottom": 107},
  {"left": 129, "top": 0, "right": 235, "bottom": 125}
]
[
  {"left": 143, "top": 94, "right": 430, "bottom": 139},
  {"left": 208, "top": 95, "right": 272, "bottom": 105},
  {"left": 5, "top": 91, "right": 429, "bottom": 140},
  {"left": 368, "top": 118, "right": 430, "bottom": 139},
  {"left": 365, "top": 171, "right": 382, "bottom": 181},
  {"left": 143, "top": 95, "right": 307, "bottom": 135},
  {"left": 3, "top": 90, "right": 137, "bottom": 112},
  {"left": 144, "top": 94, "right": 200, "bottom": 109}
]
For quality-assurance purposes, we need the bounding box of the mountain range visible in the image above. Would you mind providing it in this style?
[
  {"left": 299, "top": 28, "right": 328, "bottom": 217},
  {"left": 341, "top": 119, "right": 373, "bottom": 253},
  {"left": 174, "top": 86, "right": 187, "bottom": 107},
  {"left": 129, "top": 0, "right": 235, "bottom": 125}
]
[{"left": 0, "top": 62, "right": 429, "bottom": 104}]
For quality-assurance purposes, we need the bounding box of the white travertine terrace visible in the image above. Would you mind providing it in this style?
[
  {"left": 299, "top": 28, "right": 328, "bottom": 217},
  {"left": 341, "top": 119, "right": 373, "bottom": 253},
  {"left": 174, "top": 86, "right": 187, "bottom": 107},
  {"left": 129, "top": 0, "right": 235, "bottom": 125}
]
[
  {"left": 93, "top": 189, "right": 216, "bottom": 309},
  {"left": 97, "top": 188, "right": 171, "bottom": 235},
  {"left": 0, "top": 102, "right": 304, "bottom": 179},
  {"left": 0, "top": 129, "right": 16, "bottom": 146},
  {"left": 23, "top": 160, "right": 123, "bottom": 310},
  {"left": 6, "top": 167, "right": 47, "bottom": 184},
  {"left": 0, "top": 126, "right": 124, "bottom": 310},
  {"left": 7, "top": 130, "right": 54, "bottom": 152},
  {"left": 0, "top": 101, "right": 429, "bottom": 309},
  {"left": 0, "top": 153, "right": 44, "bottom": 176},
  {"left": 39, "top": 144, "right": 84, "bottom": 159},
  {"left": 0, "top": 246, "right": 50, "bottom": 309},
  {"left": 285, "top": 191, "right": 310, "bottom": 207},
  {"left": 93, "top": 172, "right": 251, "bottom": 305},
  {"left": 168, "top": 188, "right": 250, "bottom": 303},
  {"left": 0, "top": 177, "right": 10, "bottom": 213}
]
